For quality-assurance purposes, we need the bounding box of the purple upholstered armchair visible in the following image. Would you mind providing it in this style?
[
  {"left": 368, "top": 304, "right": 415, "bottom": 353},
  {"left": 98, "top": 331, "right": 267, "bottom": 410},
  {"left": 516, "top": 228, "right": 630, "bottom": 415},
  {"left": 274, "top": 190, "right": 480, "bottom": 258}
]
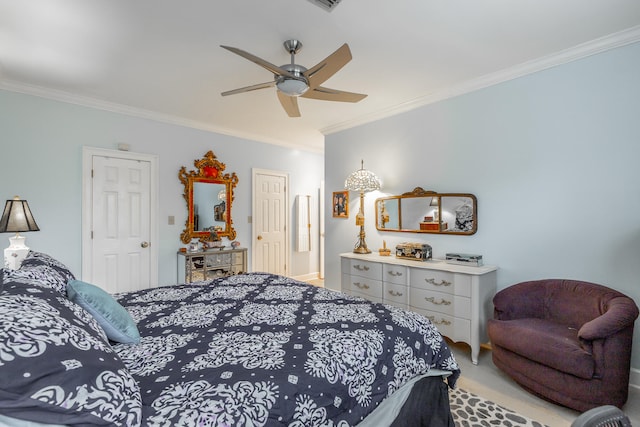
[{"left": 487, "top": 279, "right": 639, "bottom": 412}]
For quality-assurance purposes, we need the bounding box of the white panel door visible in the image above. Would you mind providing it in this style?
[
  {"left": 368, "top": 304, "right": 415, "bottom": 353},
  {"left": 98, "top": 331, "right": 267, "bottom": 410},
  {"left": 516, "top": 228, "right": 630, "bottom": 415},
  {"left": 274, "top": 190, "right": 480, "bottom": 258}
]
[
  {"left": 91, "top": 155, "right": 151, "bottom": 293},
  {"left": 253, "top": 170, "right": 288, "bottom": 275}
]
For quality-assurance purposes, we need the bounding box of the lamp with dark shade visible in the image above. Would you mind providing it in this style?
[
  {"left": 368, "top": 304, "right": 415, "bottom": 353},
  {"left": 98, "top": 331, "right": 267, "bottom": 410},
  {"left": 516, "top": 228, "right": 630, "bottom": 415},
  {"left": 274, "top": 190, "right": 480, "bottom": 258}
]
[
  {"left": 0, "top": 196, "right": 40, "bottom": 270},
  {"left": 345, "top": 160, "right": 381, "bottom": 254}
]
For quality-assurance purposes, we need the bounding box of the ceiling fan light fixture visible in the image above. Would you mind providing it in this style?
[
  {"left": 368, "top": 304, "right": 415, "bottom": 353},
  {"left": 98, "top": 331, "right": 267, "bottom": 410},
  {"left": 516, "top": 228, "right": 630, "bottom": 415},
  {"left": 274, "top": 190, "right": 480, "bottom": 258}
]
[{"left": 276, "top": 78, "right": 309, "bottom": 96}]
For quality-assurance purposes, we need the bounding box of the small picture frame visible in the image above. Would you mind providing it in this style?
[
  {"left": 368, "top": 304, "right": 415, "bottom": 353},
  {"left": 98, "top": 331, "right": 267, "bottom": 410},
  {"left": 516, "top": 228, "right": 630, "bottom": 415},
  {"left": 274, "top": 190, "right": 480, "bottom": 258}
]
[{"left": 333, "top": 191, "right": 349, "bottom": 218}]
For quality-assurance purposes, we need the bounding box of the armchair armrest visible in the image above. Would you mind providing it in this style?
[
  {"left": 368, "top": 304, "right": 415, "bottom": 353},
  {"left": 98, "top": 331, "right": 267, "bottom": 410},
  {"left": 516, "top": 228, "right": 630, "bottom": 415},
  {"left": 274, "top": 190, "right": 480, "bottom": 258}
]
[{"left": 578, "top": 297, "right": 639, "bottom": 341}]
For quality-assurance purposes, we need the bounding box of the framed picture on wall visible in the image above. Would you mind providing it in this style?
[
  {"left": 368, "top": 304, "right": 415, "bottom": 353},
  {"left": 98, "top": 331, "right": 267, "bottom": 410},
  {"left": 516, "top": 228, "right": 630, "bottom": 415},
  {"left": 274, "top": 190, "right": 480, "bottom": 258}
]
[{"left": 332, "top": 191, "right": 349, "bottom": 218}]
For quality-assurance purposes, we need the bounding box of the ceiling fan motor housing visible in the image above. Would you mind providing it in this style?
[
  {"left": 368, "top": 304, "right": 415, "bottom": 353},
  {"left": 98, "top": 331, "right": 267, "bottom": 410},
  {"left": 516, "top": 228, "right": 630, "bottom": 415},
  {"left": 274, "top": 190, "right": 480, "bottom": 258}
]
[{"left": 276, "top": 63, "right": 309, "bottom": 96}]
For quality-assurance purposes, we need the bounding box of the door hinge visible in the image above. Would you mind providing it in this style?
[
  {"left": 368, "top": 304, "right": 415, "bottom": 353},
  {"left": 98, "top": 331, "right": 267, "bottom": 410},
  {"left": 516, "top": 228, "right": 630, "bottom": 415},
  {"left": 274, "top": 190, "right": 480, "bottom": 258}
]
[
  {"left": 91, "top": 169, "right": 94, "bottom": 178},
  {"left": 91, "top": 231, "right": 93, "bottom": 239}
]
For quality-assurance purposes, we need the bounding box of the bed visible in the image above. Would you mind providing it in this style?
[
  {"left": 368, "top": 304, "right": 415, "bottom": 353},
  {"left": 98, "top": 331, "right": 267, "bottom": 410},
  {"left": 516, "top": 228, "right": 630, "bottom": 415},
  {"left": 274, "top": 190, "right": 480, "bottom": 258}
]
[{"left": 0, "top": 251, "right": 460, "bottom": 426}]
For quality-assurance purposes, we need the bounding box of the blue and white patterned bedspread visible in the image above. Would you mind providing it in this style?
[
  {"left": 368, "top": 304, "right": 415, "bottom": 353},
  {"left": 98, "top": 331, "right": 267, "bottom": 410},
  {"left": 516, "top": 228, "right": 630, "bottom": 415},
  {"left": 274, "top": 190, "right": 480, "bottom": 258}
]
[{"left": 112, "top": 273, "right": 460, "bottom": 426}]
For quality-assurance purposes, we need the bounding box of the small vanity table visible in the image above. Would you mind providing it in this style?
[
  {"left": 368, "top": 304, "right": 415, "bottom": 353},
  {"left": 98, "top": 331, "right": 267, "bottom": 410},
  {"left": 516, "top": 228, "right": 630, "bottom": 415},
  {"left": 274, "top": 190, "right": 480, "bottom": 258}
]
[{"left": 178, "top": 247, "right": 247, "bottom": 283}]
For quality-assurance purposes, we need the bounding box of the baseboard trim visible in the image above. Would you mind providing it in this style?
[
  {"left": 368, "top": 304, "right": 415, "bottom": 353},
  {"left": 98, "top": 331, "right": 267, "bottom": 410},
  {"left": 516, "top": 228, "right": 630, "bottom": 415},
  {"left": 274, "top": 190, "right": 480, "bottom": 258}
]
[
  {"left": 630, "top": 367, "right": 640, "bottom": 390},
  {"left": 291, "top": 272, "right": 320, "bottom": 282}
]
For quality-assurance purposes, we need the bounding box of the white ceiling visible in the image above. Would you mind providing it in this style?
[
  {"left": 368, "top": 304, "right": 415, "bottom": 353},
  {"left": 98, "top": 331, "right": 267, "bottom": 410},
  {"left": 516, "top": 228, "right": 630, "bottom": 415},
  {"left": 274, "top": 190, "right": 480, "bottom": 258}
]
[{"left": 1, "top": 1, "right": 640, "bottom": 152}]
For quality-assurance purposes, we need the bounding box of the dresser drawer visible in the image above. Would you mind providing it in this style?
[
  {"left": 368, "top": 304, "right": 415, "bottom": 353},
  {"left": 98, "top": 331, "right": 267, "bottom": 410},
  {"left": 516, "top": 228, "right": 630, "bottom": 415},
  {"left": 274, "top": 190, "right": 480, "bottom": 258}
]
[
  {"left": 350, "top": 289, "right": 383, "bottom": 304},
  {"left": 412, "top": 307, "right": 471, "bottom": 344},
  {"left": 383, "top": 264, "right": 408, "bottom": 285},
  {"left": 349, "top": 259, "right": 382, "bottom": 280},
  {"left": 410, "top": 288, "right": 471, "bottom": 319},
  {"left": 231, "top": 252, "right": 244, "bottom": 265},
  {"left": 410, "top": 268, "right": 471, "bottom": 297},
  {"left": 344, "top": 275, "right": 383, "bottom": 300},
  {"left": 205, "top": 253, "right": 231, "bottom": 267},
  {"left": 383, "top": 282, "right": 408, "bottom": 306}
]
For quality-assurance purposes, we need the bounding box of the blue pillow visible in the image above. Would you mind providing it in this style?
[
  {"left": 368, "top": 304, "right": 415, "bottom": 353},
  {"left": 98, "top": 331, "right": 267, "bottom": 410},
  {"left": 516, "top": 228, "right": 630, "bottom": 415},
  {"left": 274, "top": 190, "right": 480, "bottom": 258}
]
[{"left": 67, "top": 280, "right": 141, "bottom": 344}]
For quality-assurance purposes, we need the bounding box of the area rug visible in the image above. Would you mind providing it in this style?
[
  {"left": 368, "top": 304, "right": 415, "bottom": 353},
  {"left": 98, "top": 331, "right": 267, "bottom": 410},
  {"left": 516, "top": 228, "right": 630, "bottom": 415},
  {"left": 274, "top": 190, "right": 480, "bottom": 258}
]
[{"left": 450, "top": 387, "right": 548, "bottom": 427}]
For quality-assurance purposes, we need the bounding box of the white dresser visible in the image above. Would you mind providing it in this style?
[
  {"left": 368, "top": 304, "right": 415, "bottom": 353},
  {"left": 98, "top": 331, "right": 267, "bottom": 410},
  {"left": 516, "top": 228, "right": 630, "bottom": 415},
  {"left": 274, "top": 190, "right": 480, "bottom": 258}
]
[{"left": 340, "top": 252, "right": 497, "bottom": 365}]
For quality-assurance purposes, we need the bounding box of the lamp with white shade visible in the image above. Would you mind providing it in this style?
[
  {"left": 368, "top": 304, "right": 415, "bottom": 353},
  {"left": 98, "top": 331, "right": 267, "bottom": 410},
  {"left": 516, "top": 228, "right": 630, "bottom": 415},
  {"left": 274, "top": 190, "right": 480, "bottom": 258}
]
[
  {"left": 344, "top": 160, "right": 381, "bottom": 254},
  {"left": 0, "top": 196, "right": 40, "bottom": 270}
]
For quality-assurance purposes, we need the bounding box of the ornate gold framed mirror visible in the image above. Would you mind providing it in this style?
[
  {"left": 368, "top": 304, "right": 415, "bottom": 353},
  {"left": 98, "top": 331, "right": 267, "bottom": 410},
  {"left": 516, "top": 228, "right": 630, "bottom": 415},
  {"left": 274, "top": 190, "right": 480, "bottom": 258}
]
[
  {"left": 375, "top": 187, "right": 477, "bottom": 235},
  {"left": 179, "top": 151, "right": 238, "bottom": 243}
]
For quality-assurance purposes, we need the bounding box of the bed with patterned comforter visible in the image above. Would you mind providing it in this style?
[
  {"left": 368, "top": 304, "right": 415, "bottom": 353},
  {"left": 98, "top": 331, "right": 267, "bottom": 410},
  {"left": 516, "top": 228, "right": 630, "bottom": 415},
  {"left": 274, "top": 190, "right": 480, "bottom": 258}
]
[{"left": 0, "top": 252, "right": 460, "bottom": 427}]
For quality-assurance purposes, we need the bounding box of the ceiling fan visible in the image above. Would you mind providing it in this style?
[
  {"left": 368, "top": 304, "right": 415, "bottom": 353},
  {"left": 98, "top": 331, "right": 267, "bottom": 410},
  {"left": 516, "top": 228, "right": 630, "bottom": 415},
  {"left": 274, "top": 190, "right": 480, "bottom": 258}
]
[{"left": 220, "top": 40, "right": 367, "bottom": 117}]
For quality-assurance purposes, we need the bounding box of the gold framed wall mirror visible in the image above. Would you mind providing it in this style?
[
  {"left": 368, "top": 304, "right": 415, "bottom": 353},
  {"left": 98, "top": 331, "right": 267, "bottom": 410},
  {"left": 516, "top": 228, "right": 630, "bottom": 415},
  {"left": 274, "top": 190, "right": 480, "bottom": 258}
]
[
  {"left": 179, "top": 151, "right": 238, "bottom": 243},
  {"left": 375, "top": 187, "right": 477, "bottom": 235}
]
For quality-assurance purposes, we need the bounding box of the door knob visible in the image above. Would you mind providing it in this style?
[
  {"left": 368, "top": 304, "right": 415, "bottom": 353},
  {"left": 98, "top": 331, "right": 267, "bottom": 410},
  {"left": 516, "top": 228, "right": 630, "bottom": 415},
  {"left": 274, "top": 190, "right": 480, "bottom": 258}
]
[
  {"left": 141, "top": 241, "right": 149, "bottom": 248},
  {"left": 257, "top": 235, "right": 263, "bottom": 240}
]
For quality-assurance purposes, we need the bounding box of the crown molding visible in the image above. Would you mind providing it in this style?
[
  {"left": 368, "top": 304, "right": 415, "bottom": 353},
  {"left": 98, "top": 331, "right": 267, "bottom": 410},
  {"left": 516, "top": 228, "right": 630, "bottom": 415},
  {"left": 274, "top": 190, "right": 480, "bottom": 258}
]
[
  {"left": 0, "top": 80, "right": 323, "bottom": 153},
  {"left": 322, "top": 25, "right": 640, "bottom": 136}
]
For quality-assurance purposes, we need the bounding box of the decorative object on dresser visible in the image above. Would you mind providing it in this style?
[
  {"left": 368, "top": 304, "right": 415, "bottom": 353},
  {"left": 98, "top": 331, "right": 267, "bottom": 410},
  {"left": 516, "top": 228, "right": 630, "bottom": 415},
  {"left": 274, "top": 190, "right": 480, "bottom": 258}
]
[
  {"left": 378, "top": 240, "right": 391, "bottom": 256},
  {"left": 375, "top": 187, "right": 477, "bottom": 235},
  {"left": 445, "top": 253, "right": 483, "bottom": 267},
  {"left": 488, "top": 279, "right": 639, "bottom": 411},
  {"left": 178, "top": 246, "right": 247, "bottom": 283},
  {"left": 344, "top": 160, "right": 381, "bottom": 254},
  {"left": 341, "top": 252, "right": 497, "bottom": 364},
  {"left": 0, "top": 196, "right": 40, "bottom": 269},
  {"left": 395, "top": 242, "right": 432, "bottom": 261},
  {"left": 179, "top": 151, "right": 238, "bottom": 243}
]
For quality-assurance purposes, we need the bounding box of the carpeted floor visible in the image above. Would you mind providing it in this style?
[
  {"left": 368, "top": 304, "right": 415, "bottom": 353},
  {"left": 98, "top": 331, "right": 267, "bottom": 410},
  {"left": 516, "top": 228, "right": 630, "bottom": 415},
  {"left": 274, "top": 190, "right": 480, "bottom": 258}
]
[{"left": 450, "top": 387, "right": 548, "bottom": 427}]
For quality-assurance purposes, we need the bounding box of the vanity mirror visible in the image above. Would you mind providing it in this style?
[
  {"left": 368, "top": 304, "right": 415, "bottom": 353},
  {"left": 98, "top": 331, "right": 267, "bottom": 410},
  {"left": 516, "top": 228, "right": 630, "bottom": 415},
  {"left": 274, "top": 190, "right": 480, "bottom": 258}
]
[
  {"left": 179, "top": 151, "right": 238, "bottom": 243},
  {"left": 375, "top": 187, "right": 477, "bottom": 235}
]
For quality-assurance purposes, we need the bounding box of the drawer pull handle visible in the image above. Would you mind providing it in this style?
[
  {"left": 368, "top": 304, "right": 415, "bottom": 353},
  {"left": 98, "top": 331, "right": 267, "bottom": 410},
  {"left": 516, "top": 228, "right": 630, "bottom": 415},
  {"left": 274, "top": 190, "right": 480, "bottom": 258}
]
[
  {"left": 425, "top": 296, "right": 451, "bottom": 306},
  {"left": 354, "top": 282, "right": 370, "bottom": 290},
  {"left": 388, "top": 290, "right": 403, "bottom": 297},
  {"left": 427, "top": 316, "right": 452, "bottom": 326},
  {"left": 387, "top": 271, "right": 403, "bottom": 277},
  {"left": 354, "top": 264, "right": 370, "bottom": 272},
  {"left": 425, "top": 278, "right": 452, "bottom": 287}
]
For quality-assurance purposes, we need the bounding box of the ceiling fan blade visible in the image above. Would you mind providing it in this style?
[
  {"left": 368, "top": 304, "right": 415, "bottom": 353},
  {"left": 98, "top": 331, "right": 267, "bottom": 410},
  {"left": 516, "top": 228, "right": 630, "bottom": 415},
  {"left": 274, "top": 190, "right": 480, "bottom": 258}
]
[
  {"left": 304, "top": 43, "right": 352, "bottom": 89},
  {"left": 220, "top": 45, "right": 296, "bottom": 78},
  {"left": 277, "top": 91, "right": 301, "bottom": 117},
  {"left": 302, "top": 86, "right": 367, "bottom": 103},
  {"left": 221, "top": 81, "right": 275, "bottom": 96}
]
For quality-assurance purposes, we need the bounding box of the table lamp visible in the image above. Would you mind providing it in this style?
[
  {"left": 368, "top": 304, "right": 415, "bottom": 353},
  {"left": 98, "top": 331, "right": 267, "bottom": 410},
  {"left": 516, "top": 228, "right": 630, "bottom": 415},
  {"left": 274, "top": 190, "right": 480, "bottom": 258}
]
[
  {"left": 0, "top": 196, "right": 40, "bottom": 270},
  {"left": 345, "top": 160, "right": 381, "bottom": 254}
]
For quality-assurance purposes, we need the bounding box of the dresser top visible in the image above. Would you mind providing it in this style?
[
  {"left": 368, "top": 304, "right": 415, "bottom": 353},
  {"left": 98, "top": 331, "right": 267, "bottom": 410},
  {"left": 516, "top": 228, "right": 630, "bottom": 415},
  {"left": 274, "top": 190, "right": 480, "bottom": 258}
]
[
  {"left": 178, "top": 247, "right": 247, "bottom": 256},
  {"left": 340, "top": 252, "right": 497, "bottom": 275}
]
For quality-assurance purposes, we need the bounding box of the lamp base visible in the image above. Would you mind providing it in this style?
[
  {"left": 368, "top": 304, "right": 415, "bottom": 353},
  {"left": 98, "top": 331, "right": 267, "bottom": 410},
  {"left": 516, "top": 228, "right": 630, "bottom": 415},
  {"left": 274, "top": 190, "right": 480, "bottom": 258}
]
[
  {"left": 4, "top": 235, "right": 29, "bottom": 270},
  {"left": 353, "top": 221, "right": 371, "bottom": 254},
  {"left": 353, "top": 246, "right": 371, "bottom": 254}
]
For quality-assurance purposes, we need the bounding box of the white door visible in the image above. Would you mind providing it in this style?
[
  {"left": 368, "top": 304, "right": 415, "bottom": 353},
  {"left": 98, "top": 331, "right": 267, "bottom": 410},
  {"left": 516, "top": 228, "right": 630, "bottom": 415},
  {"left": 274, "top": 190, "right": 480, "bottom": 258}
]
[
  {"left": 253, "top": 169, "right": 288, "bottom": 275},
  {"left": 82, "top": 148, "right": 158, "bottom": 293}
]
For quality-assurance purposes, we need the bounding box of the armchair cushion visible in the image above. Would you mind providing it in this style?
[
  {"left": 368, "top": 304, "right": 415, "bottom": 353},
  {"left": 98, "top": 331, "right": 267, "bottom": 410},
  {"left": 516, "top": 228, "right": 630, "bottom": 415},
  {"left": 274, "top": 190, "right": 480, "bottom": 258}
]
[{"left": 488, "top": 318, "right": 594, "bottom": 379}]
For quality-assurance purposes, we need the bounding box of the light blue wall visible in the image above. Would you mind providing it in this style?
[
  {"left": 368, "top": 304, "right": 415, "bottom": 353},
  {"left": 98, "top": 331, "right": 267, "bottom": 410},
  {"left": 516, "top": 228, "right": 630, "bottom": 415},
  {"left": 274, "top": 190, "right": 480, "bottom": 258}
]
[
  {"left": 325, "top": 42, "right": 640, "bottom": 370},
  {"left": 0, "top": 90, "right": 324, "bottom": 283}
]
